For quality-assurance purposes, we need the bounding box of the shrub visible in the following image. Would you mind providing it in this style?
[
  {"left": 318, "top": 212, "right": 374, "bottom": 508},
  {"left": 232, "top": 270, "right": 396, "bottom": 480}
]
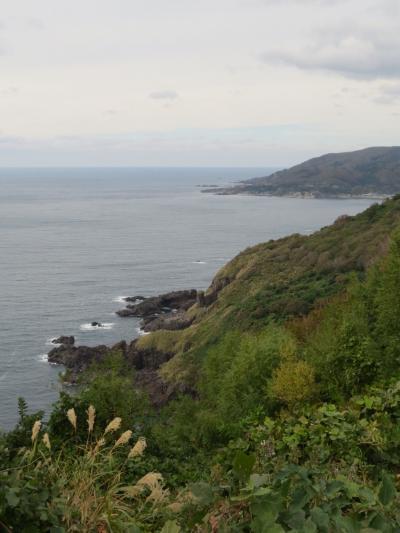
[{"left": 270, "top": 359, "right": 316, "bottom": 407}]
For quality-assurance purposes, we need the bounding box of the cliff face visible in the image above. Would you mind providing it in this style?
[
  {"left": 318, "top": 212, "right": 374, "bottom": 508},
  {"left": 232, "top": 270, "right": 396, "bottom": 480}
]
[{"left": 204, "top": 147, "right": 400, "bottom": 198}]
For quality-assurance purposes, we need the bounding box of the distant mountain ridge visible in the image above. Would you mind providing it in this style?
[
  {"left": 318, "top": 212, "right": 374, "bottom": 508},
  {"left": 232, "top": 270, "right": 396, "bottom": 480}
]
[{"left": 204, "top": 147, "right": 400, "bottom": 198}]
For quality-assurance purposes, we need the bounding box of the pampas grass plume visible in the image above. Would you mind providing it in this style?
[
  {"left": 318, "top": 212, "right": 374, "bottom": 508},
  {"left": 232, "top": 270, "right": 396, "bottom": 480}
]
[
  {"left": 128, "top": 437, "right": 147, "bottom": 458},
  {"left": 31, "top": 420, "right": 41, "bottom": 443},
  {"left": 113, "top": 430, "right": 132, "bottom": 449},
  {"left": 104, "top": 417, "right": 121, "bottom": 435},
  {"left": 87, "top": 405, "right": 96, "bottom": 433},
  {"left": 67, "top": 408, "right": 77, "bottom": 431},
  {"left": 42, "top": 432, "right": 51, "bottom": 450}
]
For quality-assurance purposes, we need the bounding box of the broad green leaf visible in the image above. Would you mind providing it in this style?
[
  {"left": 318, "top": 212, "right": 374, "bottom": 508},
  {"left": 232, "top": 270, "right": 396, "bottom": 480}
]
[
  {"left": 249, "top": 473, "right": 269, "bottom": 489},
  {"left": 310, "top": 507, "right": 330, "bottom": 529},
  {"left": 233, "top": 451, "right": 256, "bottom": 481},
  {"left": 160, "top": 520, "right": 180, "bottom": 533},
  {"left": 251, "top": 499, "right": 279, "bottom": 530},
  {"left": 6, "top": 489, "right": 19, "bottom": 508},
  {"left": 378, "top": 473, "right": 396, "bottom": 506},
  {"left": 188, "top": 482, "right": 214, "bottom": 506}
]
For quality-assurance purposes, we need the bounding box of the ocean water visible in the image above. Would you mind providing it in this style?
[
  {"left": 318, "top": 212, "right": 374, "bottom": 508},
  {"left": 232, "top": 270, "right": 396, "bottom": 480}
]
[{"left": 0, "top": 167, "right": 375, "bottom": 430}]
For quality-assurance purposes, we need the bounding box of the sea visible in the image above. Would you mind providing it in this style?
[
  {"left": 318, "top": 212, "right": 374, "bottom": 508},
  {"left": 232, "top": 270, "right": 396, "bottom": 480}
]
[{"left": 0, "top": 167, "right": 376, "bottom": 430}]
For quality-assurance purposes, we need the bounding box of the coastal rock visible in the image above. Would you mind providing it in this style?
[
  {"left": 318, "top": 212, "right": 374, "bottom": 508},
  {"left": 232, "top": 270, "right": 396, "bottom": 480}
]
[
  {"left": 52, "top": 335, "right": 75, "bottom": 346},
  {"left": 141, "top": 311, "right": 193, "bottom": 332},
  {"left": 116, "top": 289, "right": 197, "bottom": 318},
  {"left": 126, "top": 339, "right": 173, "bottom": 370},
  {"left": 47, "top": 343, "right": 110, "bottom": 374},
  {"left": 91, "top": 321, "right": 103, "bottom": 327},
  {"left": 124, "top": 295, "right": 145, "bottom": 302},
  {"left": 47, "top": 336, "right": 172, "bottom": 383},
  {"left": 197, "top": 276, "right": 231, "bottom": 307}
]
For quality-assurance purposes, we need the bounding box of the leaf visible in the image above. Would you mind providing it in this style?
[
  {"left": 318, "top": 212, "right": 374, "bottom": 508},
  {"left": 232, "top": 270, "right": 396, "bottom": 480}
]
[
  {"left": 233, "top": 451, "right": 256, "bottom": 482},
  {"left": 251, "top": 499, "right": 279, "bottom": 531},
  {"left": 249, "top": 473, "right": 269, "bottom": 489},
  {"left": 125, "top": 527, "right": 142, "bottom": 533},
  {"left": 310, "top": 507, "right": 330, "bottom": 530},
  {"left": 6, "top": 489, "right": 19, "bottom": 508},
  {"left": 332, "top": 514, "right": 359, "bottom": 533},
  {"left": 378, "top": 473, "right": 396, "bottom": 506},
  {"left": 160, "top": 521, "right": 181, "bottom": 533},
  {"left": 188, "top": 482, "right": 214, "bottom": 506}
]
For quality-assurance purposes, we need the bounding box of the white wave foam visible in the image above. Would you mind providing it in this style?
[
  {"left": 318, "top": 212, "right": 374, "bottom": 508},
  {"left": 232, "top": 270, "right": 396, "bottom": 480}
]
[
  {"left": 38, "top": 353, "right": 48, "bottom": 363},
  {"left": 46, "top": 337, "right": 61, "bottom": 347},
  {"left": 135, "top": 327, "right": 150, "bottom": 337},
  {"left": 80, "top": 322, "right": 114, "bottom": 332},
  {"left": 113, "top": 295, "right": 128, "bottom": 303}
]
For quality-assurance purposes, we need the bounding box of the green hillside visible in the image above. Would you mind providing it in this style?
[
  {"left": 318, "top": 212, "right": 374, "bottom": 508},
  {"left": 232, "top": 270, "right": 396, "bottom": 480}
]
[
  {"left": 3, "top": 197, "right": 400, "bottom": 531},
  {"left": 143, "top": 196, "right": 400, "bottom": 389}
]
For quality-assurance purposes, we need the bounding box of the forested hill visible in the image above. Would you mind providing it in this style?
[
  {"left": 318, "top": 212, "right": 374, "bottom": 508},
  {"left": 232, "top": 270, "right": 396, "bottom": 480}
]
[{"left": 204, "top": 146, "right": 400, "bottom": 198}]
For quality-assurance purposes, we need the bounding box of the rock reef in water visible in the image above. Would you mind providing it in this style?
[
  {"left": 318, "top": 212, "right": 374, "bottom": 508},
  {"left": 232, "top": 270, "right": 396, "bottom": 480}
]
[
  {"left": 52, "top": 335, "right": 75, "bottom": 346},
  {"left": 117, "top": 289, "right": 198, "bottom": 332}
]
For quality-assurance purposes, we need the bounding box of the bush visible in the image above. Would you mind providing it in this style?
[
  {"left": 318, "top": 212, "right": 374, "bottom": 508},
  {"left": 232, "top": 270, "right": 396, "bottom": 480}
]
[{"left": 270, "top": 359, "right": 316, "bottom": 407}]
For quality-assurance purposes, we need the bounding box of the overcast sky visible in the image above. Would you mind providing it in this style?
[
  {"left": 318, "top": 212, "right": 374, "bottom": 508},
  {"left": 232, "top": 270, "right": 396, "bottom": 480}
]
[{"left": 0, "top": 0, "right": 399, "bottom": 166}]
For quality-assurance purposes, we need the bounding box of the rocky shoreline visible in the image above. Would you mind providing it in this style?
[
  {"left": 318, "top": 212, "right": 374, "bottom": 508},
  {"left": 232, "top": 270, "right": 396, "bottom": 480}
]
[
  {"left": 116, "top": 289, "right": 198, "bottom": 331},
  {"left": 46, "top": 289, "right": 208, "bottom": 406}
]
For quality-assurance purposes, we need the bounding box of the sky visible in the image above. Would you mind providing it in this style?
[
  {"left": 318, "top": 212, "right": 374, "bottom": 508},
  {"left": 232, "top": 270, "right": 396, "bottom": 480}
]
[{"left": 0, "top": 0, "right": 399, "bottom": 167}]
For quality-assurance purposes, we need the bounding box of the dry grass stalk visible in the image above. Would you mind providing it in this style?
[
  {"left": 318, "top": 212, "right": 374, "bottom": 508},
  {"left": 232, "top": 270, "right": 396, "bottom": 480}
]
[
  {"left": 87, "top": 405, "right": 96, "bottom": 433},
  {"left": 104, "top": 417, "right": 121, "bottom": 435},
  {"left": 31, "top": 420, "right": 41, "bottom": 443},
  {"left": 93, "top": 437, "right": 106, "bottom": 455},
  {"left": 67, "top": 408, "right": 77, "bottom": 432},
  {"left": 128, "top": 437, "right": 147, "bottom": 458},
  {"left": 42, "top": 432, "right": 51, "bottom": 450},
  {"left": 113, "top": 430, "right": 132, "bottom": 449}
]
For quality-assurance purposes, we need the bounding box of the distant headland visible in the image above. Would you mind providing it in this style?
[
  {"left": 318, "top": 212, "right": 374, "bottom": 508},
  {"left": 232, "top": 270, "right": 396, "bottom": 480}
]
[{"left": 203, "top": 146, "right": 400, "bottom": 199}]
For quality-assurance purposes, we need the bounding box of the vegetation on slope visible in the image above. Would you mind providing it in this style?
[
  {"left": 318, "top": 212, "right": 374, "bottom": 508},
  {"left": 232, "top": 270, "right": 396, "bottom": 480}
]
[
  {"left": 204, "top": 147, "right": 400, "bottom": 198},
  {"left": 160, "top": 196, "right": 400, "bottom": 388},
  {"left": 2, "top": 198, "right": 400, "bottom": 531}
]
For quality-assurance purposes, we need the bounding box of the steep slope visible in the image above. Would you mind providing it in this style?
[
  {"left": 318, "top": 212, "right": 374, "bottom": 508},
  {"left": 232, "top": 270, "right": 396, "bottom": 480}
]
[
  {"left": 204, "top": 146, "right": 400, "bottom": 198},
  {"left": 136, "top": 196, "right": 400, "bottom": 387}
]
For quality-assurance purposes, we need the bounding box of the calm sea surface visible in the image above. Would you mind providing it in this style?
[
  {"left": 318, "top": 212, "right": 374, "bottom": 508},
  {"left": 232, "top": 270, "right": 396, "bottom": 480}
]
[{"left": 0, "top": 167, "right": 375, "bottom": 429}]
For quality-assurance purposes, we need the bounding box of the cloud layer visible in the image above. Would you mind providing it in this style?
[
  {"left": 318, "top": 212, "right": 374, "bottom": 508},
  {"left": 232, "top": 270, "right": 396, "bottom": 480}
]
[{"left": 0, "top": 0, "right": 398, "bottom": 165}]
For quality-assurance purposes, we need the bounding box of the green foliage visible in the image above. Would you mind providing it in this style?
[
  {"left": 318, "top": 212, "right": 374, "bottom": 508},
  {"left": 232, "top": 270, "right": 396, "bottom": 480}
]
[
  {"left": 270, "top": 358, "right": 316, "bottom": 407},
  {"left": 4, "top": 199, "right": 400, "bottom": 530},
  {"left": 47, "top": 352, "right": 150, "bottom": 445}
]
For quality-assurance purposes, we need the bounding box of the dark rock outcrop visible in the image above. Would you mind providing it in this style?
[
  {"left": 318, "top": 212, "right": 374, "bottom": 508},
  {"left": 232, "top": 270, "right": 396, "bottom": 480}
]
[
  {"left": 48, "top": 343, "right": 112, "bottom": 375},
  {"left": 52, "top": 335, "right": 75, "bottom": 346},
  {"left": 47, "top": 335, "right": 173, "bottom": 385},
  {"left": 142, "top": 311, "right": 193, "bottom": 332},
  {"left": 117, "top": 290, "right": 197, "bottom": 318},
  {"left": 124, "top": 295, "right": 145, "bottom": 302}
]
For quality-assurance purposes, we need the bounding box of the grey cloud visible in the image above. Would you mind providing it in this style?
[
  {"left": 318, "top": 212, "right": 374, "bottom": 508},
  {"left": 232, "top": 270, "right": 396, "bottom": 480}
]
[
  {"left": 149, "top": 90, "right": 179, "bottom": 100},
  {"left": 0, "top": 135, "right": 25, "bottom": 144},
  {"left": 374, "top": 83, "right": 400, "bottom": 105},
  {"left": 262, "top": 26, "right": 400, "bottom": 80},
  {"left": 0, "top": 86, "right": 18, "bottom": 96},
  {"left": 23, "top": 17, "right": 45, "bottom": 30}
]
